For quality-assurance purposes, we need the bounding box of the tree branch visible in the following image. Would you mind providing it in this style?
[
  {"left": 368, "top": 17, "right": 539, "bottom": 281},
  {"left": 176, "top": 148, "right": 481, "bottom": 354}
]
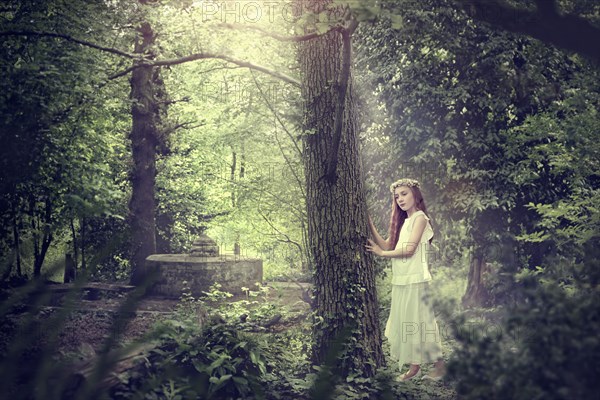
[
  {"left": 322, "top": 18, "right": 359, "bottom": 185},
  {"left": 198, "top": 65, "right": 244, "bottom": 75},
  {"left": 216, "top": 23, "right": 344, "bottom": 42},
  {"left": 256, "top": 207, "right": 304, "bottom": 254},
  {"left": 110, "top": 53, "right": 301, "bottom": 86},
  {"left": 0, "top": 30, "right": 302, "bottom": 86},
  {"left": 456, "top": 0, "right": 600, "bottom": 64},
  {"left": 158, "top": 96, "right": 191, "bottom": 106},
  {"left": 250, "top": 70, "right": 305, "bottom": 196},
  {"left": 163, "top": 121, "right": 204, "bottom": 136},
  {"left": 534, "top": 0, "right": 558, "bottom": 18},
  {"left": 0, "top": 30, "right": 137, "bottom": 59}
]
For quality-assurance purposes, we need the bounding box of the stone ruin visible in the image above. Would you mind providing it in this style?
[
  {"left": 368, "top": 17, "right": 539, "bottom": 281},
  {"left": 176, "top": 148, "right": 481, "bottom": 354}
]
[{"left": 145, "top": 234, "right": 263, "bottom": 298}]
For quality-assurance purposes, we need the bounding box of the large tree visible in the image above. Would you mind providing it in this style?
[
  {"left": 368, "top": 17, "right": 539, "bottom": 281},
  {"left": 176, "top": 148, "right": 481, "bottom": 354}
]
[{"left": 296, "top": 0, "right": 384, "bottom": 376}]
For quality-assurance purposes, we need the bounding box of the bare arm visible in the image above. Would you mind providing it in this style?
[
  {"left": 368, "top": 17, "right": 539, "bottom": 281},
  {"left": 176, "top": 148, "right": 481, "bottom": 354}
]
[
  {"left": 379, "top": 216, "right": 427, "bottom": 258},
  {"left": 368, "top": 215, "right": 391, "bottom": 251}
]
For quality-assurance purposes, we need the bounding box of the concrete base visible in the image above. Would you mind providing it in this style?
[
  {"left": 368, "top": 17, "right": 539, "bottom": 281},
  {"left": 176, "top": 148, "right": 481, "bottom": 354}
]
[{"left": 145, "top": 254, "right": 263, "bottom": 299}]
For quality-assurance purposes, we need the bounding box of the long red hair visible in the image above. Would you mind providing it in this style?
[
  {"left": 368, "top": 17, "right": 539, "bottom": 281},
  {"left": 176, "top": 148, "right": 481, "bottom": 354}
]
[{"left": 388, "top": 185, "right": 433, "bottom": 249}]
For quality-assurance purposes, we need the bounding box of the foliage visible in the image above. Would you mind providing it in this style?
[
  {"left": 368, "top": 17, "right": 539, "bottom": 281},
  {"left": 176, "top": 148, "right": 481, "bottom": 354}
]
[
  {"left": 0, "top": 0, "right": 598, "bottom": 398},
  {"left": 115, "top": 282, "right": 419, "bottom": 400},
  {"left": 355, "top": 0, "right": 600, "bottom": 306},
  {"left": 0, "top": 0, "right": 133, "bottom": 278},
  {"left": 445, "top": 236, "right": 600, "bottom": 399},
  {"left": 114, "top": 282, "right": 311, "bottom": 399},
  {"left": 1, "top": 0, "right": 308, "bottom": 281},
  {"left": 505, "top": 79, "right": 600, "bottom": 257}
]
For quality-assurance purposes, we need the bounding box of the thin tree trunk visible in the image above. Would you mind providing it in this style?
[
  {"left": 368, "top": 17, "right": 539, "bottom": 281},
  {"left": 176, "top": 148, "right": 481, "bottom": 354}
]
[
  {"left": 71, "top": 217, "right": 78, "bottom": 269},
  {"left": 33, "top": 199, "right": 53, "bottom": 278},
  {"left": 80, "top": 216, "right": 86, "bottom": 271},
  {"left": 462, "top": 247, "right": 489, "bottom": 308},
  {"left": 30, "top": 195, "right": 38, "bottom": 276},
  {"left": 2, "top": 214, "right": 15, "bottom": 279},
  {"left": 13, "top": 210, "right": 21, "bottom": 277},
  {"left": 64, "top": 254, "right": 76, "bottom": 283},
  {"left": 301, "top": 218, "right": 310, "bottom": 273},
  {"left": 297, "top": 0, "right": 384, "bottom": 377},
  {"left": 231, "top": 151, "right": 237, "bottom": 207},
  {"left": 240, "top": 143, "right": 246, "bottom": 179}
]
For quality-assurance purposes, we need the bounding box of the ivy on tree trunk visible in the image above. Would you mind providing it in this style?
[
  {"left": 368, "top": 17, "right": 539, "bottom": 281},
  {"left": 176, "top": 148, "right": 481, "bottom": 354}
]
[{"left": 296, "top": 0, "right": 385, "bottom": 377}]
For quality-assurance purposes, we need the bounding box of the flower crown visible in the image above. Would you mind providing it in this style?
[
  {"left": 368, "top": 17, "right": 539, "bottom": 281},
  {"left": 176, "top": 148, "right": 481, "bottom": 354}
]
[{"left": 390, "top": 178, "right": 421, "bottom": 192}]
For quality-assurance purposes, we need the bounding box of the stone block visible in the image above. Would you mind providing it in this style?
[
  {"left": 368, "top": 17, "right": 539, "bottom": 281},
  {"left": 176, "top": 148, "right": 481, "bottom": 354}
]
[{"left": 144, "top": 254, "right": 263, "bottom": 299}]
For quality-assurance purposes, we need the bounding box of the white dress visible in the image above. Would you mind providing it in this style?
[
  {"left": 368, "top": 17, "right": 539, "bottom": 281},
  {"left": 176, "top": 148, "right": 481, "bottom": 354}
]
[{"left": 385, "top": 210, "right": 443, "bottom": 366}]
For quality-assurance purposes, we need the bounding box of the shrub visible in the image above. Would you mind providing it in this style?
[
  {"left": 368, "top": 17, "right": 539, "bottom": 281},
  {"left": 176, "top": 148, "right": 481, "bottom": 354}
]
[{"left": 446, "top": 238, "right": 600, "bottom": 399}]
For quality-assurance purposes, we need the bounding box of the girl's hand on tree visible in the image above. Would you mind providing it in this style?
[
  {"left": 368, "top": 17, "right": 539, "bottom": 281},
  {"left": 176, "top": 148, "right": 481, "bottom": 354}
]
[{"left": 366, "top": 239, "right": 383, "bottom": 256}]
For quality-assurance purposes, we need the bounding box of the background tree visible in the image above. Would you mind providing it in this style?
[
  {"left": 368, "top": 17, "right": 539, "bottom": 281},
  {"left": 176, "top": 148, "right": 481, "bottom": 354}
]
[
  {"left": 0, "top": 0, "right": 306, "bottom": 284},
  {"left": 127, "top": 2, "right": 165, "bottom": 286},
  {"left": 0, "top": 0, "right": 132, "bottom": 280}
]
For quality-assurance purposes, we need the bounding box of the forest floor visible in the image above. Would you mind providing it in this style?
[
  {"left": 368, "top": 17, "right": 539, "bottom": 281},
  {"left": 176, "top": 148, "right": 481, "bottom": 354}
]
[
  {"left": 1, "top": 281, "right": 458, "bottom": 399},
  {"left": 60, "top": 280, "right": 314, "bottom": 353},
  {"left": 1, "top": 281, "right": 313, "bottom": 355}
]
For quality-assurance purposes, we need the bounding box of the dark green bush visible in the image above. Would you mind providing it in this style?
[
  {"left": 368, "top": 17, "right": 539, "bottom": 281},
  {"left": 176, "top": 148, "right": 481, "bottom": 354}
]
[
  {"left": 113, "top": 317, "right": 270, "bottom": 399},
  {"left": 446, "top": 238, "right": 600, "bottom": 399}
]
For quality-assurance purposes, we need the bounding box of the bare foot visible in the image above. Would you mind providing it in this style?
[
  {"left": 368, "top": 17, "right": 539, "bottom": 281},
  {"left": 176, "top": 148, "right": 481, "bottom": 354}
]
[
  {"left": 423, "top": 360, "right": 445, "bottom": 380},
  {"left": 397, "top": 364, "right": 421, "bottom": 381}
]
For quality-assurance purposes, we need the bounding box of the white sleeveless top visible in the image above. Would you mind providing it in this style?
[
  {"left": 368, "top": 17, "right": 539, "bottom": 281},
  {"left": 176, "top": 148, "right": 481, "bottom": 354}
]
[{"left": 391, "top": 210, "right": 434, "bottom": 285}]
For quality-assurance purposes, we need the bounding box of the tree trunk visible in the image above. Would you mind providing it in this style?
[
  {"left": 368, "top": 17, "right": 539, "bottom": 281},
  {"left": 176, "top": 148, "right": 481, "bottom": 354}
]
[
  {"left": 129, "top": 21, "right": 159, "bottom": 286},
  {"left": 2, "top": 219, "right": 14, "bottom": 279},
  {"left": 80, "top": 216, "right": 86, "bottom": 271},
  {"left": 70, "top": 217, "right": 78, "bottom": 269},
  {"left": 32, "top": 197, "right": 53, "bottom": 278},
  {"left": 154, "top": 69, "right": 172, "bottom": 255},
  {"left": 301, "top": 218, "right": 310, "bottom": 273},
  {"left": 462, "top": 247, "right": 489, "bottom": 308},
  {"left": 64, "top": 253, "right": 76, "bottom": 283},
  {"left": 231, "top": 150, "right": 237, "bottom": 207},
  {"left": 13, "top": 210, "right": 21, "bottom": 277},
  {"left": 35, "top": 230, "right": 52, "bottom": 278},
  {"left": 296, "top": 0, "right": 384, "bottom": 377},
  {"left": 240, "top": 142, "right": 246, "bottom": 179}
]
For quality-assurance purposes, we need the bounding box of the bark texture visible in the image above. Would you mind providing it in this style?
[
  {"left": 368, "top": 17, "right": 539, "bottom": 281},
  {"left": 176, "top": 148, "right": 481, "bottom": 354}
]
[
  {"left": 297, "top": 0, "right": 384, "bottom": 377},
  {"left": 129, "top": 22, "right": 159, "bottom": 286}
]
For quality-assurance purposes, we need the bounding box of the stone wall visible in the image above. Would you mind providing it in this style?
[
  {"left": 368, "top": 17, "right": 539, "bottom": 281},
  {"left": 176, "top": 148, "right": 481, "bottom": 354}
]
[{"left": 145, "top": 254, "right": 263, "bottom": 298}]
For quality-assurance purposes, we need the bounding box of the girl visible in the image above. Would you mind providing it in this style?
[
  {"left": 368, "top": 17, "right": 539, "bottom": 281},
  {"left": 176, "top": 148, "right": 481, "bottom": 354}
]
[{"left": 366, "top": 178, "right": 445, "bottom": 381}]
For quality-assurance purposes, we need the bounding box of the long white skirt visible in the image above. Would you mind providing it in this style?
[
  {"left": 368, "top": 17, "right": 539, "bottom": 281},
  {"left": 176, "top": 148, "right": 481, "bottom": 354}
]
[{"left": 385, "top": 281, "right": 443, "bottom": 366}]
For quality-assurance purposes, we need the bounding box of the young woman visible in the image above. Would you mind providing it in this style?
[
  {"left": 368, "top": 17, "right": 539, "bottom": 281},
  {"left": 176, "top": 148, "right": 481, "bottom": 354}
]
[{"left": 366, "top": 178, "right": 445, "bottom": 381}]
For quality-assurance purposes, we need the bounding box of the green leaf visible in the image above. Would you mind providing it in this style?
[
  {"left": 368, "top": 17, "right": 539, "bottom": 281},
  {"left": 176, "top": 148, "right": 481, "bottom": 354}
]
[{"left": 390, "top": 14, "right": 403, "bottom": 29}]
